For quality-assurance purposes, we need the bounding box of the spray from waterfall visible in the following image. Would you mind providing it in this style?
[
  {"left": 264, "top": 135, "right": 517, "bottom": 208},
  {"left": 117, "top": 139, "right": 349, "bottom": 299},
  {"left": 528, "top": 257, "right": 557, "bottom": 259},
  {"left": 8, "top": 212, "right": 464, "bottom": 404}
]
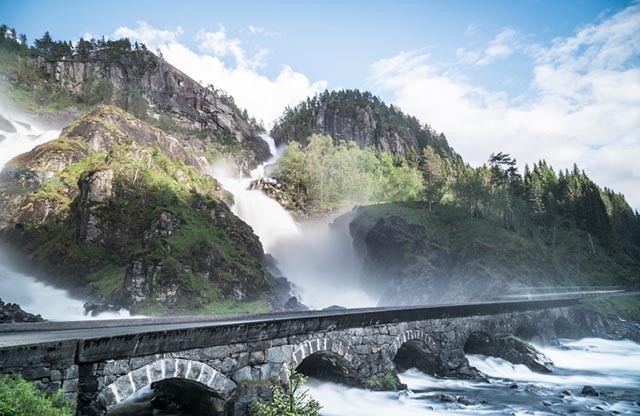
[{"left": 212, "top": 135, "right": 376, "bottom": 309}]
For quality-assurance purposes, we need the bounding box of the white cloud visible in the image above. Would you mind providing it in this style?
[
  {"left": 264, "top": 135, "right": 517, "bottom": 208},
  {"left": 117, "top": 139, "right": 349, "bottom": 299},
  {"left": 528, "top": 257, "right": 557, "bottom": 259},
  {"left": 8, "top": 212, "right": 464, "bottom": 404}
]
[
  {"left": 458, "top": 27, "right": 519, "bottom": 66},
  {"left": 113, "top": 21, "right": 183, "bottom": 49},
  {"left": 248, "top": 25, "right": 264, "bottom": 35},
  {"left": 371, "top": 4, "right": 640, "bottom": 209},
  {"left": 112, "top": 22, "right": 327, "bottom": 128}
]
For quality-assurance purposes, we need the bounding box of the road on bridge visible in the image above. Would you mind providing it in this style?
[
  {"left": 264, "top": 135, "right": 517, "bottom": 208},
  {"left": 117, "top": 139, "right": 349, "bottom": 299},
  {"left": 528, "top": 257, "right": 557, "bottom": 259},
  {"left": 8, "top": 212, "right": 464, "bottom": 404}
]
[{"left": 1, "top": 290, "right": 636, "bottom": 350}]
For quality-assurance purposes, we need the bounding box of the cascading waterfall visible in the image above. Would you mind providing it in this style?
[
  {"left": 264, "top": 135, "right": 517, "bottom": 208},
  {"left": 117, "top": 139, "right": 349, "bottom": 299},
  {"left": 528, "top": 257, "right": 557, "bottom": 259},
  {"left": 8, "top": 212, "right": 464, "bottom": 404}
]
[
  {"left": 0, "top": 108, "right": 137, "bottom": 321},
  {"left": 212, "top": 134, "right": 375, "bottom": 309}
]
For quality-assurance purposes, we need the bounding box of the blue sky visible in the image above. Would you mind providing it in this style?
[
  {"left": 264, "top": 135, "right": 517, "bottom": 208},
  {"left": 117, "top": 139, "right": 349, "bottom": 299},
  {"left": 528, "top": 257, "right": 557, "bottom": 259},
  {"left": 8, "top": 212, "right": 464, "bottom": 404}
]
[
  {"left": 2, "top": 0, "right": 640, "bottom": 208},
  {"left": 3, "top": 0, "right": 630, "bottom": 93}
]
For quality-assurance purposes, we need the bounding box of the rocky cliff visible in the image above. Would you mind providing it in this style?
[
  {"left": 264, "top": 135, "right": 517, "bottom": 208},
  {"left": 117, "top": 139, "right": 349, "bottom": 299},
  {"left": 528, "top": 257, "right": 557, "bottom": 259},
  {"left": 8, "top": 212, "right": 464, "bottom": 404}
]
[
  {"left": 36, "top": 50, "right": 256, "bottom": 143},
  {"left": 270, "top": 89, "right": 458, "bottom": 159},
  {"left": 0, "top": 105, "right": 272, "bottom": 314}
]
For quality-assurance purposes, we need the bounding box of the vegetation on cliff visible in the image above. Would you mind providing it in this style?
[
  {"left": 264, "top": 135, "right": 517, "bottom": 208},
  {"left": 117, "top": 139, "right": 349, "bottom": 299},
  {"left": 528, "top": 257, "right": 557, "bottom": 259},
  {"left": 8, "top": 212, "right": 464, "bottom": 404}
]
[
  {"left": 348, "top": 201, "right": 640, "bottom": 311},
  {"left": 0, "top": 105, "right": 270, "bottom": 314}
]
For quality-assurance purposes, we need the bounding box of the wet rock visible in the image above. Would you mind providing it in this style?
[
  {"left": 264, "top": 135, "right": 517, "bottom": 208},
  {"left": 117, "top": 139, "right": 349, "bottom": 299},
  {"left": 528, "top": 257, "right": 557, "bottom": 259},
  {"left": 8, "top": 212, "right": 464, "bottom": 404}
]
[
  {"left": 323, "top": 305, "right": 347, "bottom": 311},
  {"left": 465, "top": 332, "right": 554, "bottom": 373},
  {"left": 457, "top": 396, "right": 472, "bottom": 405},
  {"left": 76, "top": 169, "right": 114, "bottom": 244},
  {"left": 0, "top": 114, "right": 16, "bottom": 133},
  {"left": 542, "top": 401, "right": 552, "bottom": 407},
  {"left": 560, "top": 390, "right": 571, "bottom": 396},
  {"left": 439, "top": 393, "right": 457, "bottom": 402},
  {"left": 0, "top": 298, "right": 44, "bottom": 323},
  {"left": 509, "top": 383, "right": 519, "bottom": 389},
  {"left": 284, "top": 296, "right": 309, "bottom": 312},
  {"left": 83, "top": 302, "right": 121, "bottom": 317},
  {"left": 581, "top": 385, "right": 599, "bottom": 396}
]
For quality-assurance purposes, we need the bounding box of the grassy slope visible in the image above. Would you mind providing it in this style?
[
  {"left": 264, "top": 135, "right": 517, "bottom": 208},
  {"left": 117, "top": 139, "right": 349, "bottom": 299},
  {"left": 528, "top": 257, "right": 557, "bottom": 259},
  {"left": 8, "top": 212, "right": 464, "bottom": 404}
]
[{"left": 353, "top": 201, "right": 640, "bottom": 319}]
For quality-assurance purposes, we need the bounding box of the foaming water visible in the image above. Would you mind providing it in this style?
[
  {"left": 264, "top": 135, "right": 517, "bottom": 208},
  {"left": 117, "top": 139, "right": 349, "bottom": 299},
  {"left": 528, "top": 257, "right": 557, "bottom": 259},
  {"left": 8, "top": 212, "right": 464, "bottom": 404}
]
[
  {"left": 0, "top": 107, "right": 139, "bottom": 321},
  {"left": 0, "top": 112, "right": 59, "bottom": 168},
  {"left": 270, "top": 218, "right": 376, "bottom": 309},
  {"left": 0, "top": 249, "right": 136, "bottom": 321},
  {"left": 303, "top": 338, "right": 640, "bottom": 416},
  {"left": 212, "top": 135, "right": 375, "bottom": 309}
]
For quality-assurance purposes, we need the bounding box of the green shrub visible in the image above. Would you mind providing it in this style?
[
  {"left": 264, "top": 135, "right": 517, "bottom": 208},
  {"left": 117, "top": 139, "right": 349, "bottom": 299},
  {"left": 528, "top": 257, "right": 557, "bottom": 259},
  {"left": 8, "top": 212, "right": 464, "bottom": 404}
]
[
  {"left": 0, "top": 375, "right": 74, "bottom": 416},
  {"left": 250, "top": 370, "right": 321, "bottom": 416}
]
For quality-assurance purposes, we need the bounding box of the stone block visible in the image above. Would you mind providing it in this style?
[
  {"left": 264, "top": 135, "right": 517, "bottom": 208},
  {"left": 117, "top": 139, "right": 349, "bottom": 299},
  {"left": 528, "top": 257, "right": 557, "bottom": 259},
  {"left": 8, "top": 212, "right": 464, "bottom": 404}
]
[
  {"left": 62, "top": 378, "right": 79, "bottom": 393},
  {"left": 266, "top": 345, "right": 293, "bottom": 364},
  {"left": 64, "top": 365, "right": 79, "bottom": 380},
  {"left": 50, "top": 369, "right": 63, "bottom": 381},
  {"left": 232, "top": 366, "right": 252, "bottom": 383},
  {"left": 249, "top": 351, "right": 265, "bottom": 366}
]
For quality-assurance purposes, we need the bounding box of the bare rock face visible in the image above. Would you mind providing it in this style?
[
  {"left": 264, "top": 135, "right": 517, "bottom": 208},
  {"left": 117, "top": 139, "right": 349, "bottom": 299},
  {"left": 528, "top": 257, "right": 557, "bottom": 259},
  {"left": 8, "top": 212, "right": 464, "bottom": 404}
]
[
  {"left": 37, "top": 51, "right": 256, "bottom": 145},
  {"left": 76, "top": 169, "right": 113, "bottom": 244}
]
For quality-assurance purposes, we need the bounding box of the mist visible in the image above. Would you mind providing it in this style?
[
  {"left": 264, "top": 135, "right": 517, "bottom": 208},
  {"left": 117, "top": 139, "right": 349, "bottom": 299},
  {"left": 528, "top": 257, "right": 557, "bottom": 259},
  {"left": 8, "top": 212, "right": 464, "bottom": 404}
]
[{"left": 211, "top": 135, "right": 377, "bottom": 309}]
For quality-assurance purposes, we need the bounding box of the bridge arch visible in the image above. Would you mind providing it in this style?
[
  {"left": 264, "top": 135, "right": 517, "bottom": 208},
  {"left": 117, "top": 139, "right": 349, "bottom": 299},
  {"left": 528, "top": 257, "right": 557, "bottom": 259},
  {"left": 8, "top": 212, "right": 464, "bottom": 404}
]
[
  {"left": 390, "top": 329, "right": 438, "bottom": 357},
  {"left": 391, "top": 330, "right": 440, "bottom": 373},
  {"left": 98, "top": 358, "right": 236, "bottom": 410},
  {"left": 291, "top": 337, "right": 361, "bottom": 385}
]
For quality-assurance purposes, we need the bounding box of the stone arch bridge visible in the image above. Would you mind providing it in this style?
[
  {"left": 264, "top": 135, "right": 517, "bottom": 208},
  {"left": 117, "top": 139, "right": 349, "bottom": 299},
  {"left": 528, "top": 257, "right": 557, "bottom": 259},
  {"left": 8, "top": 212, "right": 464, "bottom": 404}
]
[{"left": 0, "top": 296, "right": 620, "bottom": 415}]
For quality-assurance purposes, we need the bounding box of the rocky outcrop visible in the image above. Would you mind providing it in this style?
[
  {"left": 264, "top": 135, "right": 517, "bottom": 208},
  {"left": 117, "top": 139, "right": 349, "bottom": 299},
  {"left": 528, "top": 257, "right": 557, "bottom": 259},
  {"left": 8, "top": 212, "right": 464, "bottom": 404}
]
[
  {"left": 0, "top": 106, "right": 270, "bottom": 314},
  {"left": 77, "top": 169, "right": 113, "bottom": 244},
  {"left": 0, "top": 298, "right": 44, "bottom": 323},
  {"left": 0, "top": 114, "right": 16, "bottom": 133},
  {"left": 270, "top": 89, "right": 458, "bottom": 159},
  {"left": 464, "top": 332, "right": 554, "bottom": 373}
]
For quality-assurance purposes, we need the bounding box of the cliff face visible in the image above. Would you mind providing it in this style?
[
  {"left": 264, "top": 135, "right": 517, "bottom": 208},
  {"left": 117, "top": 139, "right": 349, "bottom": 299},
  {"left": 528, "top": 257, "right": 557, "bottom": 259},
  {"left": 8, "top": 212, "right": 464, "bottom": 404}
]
[
  {"left": 0, "top": 105, "right": 270, "bottom": 314},
  {"left": 270, "top": 89, "right": 458, "bottom": 159},
  {"left": 37, "top": 50, "right": 255, "bottom": 144}
]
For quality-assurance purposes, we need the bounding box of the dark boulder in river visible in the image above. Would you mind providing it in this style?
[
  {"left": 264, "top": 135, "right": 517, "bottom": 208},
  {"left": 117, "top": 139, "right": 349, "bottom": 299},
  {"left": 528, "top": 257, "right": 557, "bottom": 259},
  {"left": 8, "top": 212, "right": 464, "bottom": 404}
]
[{"left": 0, "top": 298, "right": 44, "bottom": 323}]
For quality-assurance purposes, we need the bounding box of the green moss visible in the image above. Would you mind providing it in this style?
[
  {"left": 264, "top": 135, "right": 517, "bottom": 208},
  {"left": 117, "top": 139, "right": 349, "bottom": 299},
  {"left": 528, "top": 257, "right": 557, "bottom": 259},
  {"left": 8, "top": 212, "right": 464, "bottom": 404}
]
[{"left": 87, "top": 265, "right": 126, "bottom": 297}]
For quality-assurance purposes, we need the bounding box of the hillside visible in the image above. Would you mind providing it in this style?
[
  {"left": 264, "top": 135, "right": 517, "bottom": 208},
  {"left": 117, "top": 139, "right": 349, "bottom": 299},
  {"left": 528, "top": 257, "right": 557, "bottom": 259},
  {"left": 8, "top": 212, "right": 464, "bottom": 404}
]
[
  {"left": 0, "top": 105, "right": 272, "bottom": 314},
  {"left": 270, "top": 89, "right": 459, "bottom": 159},
  {"left": 347, "top": 202, "right": 640, "bottom": 307},
  {"left": 0, "top": 26, "right": 269, "bottom": 171}
]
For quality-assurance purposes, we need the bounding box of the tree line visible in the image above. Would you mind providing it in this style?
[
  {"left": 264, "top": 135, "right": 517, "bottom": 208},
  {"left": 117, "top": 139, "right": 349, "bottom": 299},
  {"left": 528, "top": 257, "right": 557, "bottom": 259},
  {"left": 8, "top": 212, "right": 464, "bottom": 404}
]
[
  {"left": 0, "top": 24, "right": 151, "bottom": 62},
  {"left": 277, "top": 134, "right": 640, "bottom": 252}
]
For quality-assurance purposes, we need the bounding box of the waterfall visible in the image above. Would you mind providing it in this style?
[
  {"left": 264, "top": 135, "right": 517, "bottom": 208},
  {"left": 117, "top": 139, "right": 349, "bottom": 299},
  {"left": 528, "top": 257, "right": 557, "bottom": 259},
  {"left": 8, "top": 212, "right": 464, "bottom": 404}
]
[{"left": 212, "top": 135, "right": 376, "bottom": 309}]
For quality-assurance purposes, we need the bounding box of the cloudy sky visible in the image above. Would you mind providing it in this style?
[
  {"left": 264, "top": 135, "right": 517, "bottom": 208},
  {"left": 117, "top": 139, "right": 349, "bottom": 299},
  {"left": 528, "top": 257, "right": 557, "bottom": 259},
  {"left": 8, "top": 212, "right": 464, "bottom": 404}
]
[{"left": 4, "top": 0, "right": 640, "bottom": 209}]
